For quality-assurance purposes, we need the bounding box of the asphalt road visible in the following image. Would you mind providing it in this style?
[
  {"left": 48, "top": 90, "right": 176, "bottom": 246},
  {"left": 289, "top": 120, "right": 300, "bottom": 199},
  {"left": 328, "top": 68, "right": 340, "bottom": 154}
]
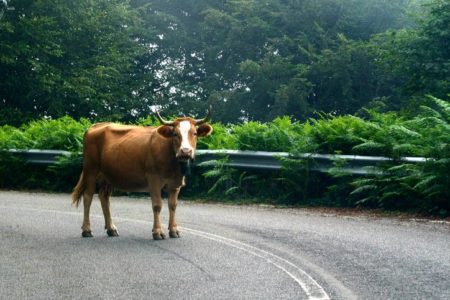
[{"left": 0, "top": 191, "right": 449, "bottom": 299}]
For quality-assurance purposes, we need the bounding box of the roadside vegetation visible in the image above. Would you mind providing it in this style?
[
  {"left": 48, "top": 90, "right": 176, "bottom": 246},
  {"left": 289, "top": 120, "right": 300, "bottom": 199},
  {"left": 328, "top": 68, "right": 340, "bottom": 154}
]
[{"left": 1, "top": 96, "right": 448, "bottom": 216}]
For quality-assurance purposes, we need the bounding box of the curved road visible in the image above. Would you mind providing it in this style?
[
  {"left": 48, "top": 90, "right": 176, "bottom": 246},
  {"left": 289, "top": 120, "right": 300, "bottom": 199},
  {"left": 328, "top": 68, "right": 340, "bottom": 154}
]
[{"left": 0, "top": 191, "right": 449, "bottom": 299}]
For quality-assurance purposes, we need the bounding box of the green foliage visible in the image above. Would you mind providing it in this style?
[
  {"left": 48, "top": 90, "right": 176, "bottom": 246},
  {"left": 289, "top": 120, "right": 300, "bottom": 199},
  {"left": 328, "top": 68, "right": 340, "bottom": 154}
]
[
  {"left": 0, "top": 0, "right": 429, "bottom": 124},
  {"left": 232, "top": 120, "right": 294, "bottom": 152},
  {"left": 349, "top": 157, "right": 449, "bottom": 215},
  {"left": 21, "top": 116, "right": 91, "bottom": 151},
  {"left": 307, "top": 38, "right": 381, "bottom": 116},
  {"left": 199, "top": 157, "right": 279, "bottom": 201},
  {"left": 48, "top": 153, "right": 83, "bottom": 192},
  {"left": 201, "top": 157, "right": 252, "bottom": 197},
  {"left": 308, "top": 114, "right": 373, "bottom": 154},
  {"left": 370, "top": 0, "right": 450, "bottom": 109},
  {"left": 197, "top": 122, "right": 237, "bottom": 150},
  {"left": 0, "top": 150, "right": 28, "bottom": 187},
  {"left": 134, "top": 116, "right": 159, "bottom": 127},
  {"left": 1, "top": 96, "right": 448, "bottom": 215},
  {"left": 0, "top": 126, "right": 29, "bottom": 149},
  {"left": 0, "top": 0, "right": 148, "bottom": 124},
  {"left": 212, "top": 116, "right": 308, "bottom": 152},
  {"left": 0, "top": 116, "right": 88, "bottom": 191},
  {"left": 343, "top": 97, "right": 450, "bottom": 214},
  {"left": 277, "top": 157, "right": 316, "bottom": 203},
  {"left": 0, "top": 116, "right": 91, "bottom": 151}
]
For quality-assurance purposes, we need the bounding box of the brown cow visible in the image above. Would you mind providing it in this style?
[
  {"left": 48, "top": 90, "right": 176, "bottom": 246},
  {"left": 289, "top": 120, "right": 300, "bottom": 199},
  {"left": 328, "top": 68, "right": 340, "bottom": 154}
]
[{"left": 71, "top": 107, "right": 213, "bottom": 240}]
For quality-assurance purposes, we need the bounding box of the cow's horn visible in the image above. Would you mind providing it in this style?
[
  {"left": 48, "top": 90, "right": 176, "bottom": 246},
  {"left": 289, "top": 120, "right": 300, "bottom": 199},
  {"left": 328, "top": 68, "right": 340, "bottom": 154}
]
[
  {"left": 155, "top": 110, "right": 174, "bottom": 126},
  {"left": 195, "top": 105, "right": 212, "bottom": 125}
]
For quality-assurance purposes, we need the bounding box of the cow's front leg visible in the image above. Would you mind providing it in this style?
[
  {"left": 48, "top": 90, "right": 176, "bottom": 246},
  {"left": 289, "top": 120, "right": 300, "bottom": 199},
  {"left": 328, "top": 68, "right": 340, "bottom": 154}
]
[
  {"left": 149, "top": 183, "right": 166, "bottom": 240},
  {"left": 168, "top": 187, "right": 181, "bottom": 238}
]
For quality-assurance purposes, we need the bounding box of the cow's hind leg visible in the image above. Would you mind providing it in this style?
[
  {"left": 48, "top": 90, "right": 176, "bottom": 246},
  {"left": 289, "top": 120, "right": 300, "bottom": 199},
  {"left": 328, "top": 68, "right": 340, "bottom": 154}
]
[
  {"left": 99, "top": 182, "right": 119, "bottom": 237},
  {"left": 168, "top": 187, "right": 181, "bottom": 238},
  {"left": 81, "top": 174, "right": 96, "bottom": 237}
]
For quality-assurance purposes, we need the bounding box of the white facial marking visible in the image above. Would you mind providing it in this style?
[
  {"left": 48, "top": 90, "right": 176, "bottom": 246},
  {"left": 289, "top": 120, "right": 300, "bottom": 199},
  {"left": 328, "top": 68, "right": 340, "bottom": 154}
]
[{"left": 179, "top": 121, "right": 194, "bottom": 150}]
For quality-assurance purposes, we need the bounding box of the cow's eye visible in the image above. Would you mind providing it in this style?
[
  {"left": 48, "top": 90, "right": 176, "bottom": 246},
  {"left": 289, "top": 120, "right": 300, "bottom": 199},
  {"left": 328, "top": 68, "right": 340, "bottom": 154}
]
[
  {"left": 172, "top": 132, "right": 177, "bottom": 137},
  {"left": 193, "top": 132, "right": 198, "bottom": 136}
]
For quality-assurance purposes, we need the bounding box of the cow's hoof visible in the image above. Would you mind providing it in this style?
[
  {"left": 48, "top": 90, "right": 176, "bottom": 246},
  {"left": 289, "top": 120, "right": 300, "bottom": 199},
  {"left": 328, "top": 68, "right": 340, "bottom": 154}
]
[
  {"left": 82, "top": 231, "right": 93, "bottom": 238},
  {"left": 152, "top": 232, "right": 166, "bottom": 240},
  {"left": 169, "top": 231, "right": 181, "bottom": 238},
  {"left": 106, "top": 229, "right": 119, "bottom": 237}
]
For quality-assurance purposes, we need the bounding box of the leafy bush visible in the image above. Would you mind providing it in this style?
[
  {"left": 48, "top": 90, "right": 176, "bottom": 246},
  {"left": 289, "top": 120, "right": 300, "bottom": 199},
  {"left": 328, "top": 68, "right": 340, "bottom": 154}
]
[
  {"left": 308, "top": 114, "right": 373, "bottom": 154},
  {"left": 0, "top": 116, "right": 91, "bottom": 151},
  {"left": 197, "top": 122, "right": 237, "bottom": 150},
  {"left": 344, "top": 97, "right": 450, "bottom": 214},
  {"left": 194, "top": 157, "right": 283, "bottom": 202},
  {"left": 1, "top": 97, "right": 448, "bottom": 215},
  {"left": 22, "top": 116, "right": 91, "bottom": 151},
  {"left": 0, "top": 116, "right": 89, "bottom": 191},
  {"left": 0, "top": 126, "right": 29, "bottom": 149},
  {"left": 0, "top": 151, "right": 28, "bottom": 187},
  {"left": 48, "top": 153, "right": 84, "bottom": 192},
  {"left": 201, "top": 157, "right": 257, "bottom": 197},
  {"left": 199, "top": 116, "right": 311, "bottom": 153}
]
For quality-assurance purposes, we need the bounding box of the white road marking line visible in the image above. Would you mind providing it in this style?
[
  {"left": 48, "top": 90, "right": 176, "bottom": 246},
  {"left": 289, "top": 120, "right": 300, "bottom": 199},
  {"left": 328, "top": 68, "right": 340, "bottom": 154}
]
[
  {"left": 1, "top": 205, "right": 330, "bottom": 300},
  {"left": 182, "top": 227, "right": 330, "bottom": 300}
]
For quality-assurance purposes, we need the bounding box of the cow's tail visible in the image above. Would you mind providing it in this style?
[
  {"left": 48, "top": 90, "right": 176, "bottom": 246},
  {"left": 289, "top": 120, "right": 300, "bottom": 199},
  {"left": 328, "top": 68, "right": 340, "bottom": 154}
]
[{"left": 71, "top": 171, "right": 85, "bottom": 208}]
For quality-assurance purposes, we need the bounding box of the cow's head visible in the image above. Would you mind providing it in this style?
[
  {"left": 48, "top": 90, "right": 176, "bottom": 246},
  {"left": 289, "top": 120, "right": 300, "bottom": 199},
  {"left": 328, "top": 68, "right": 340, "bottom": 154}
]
[{"left": 156, "top": 106, "right": 213, "bottom": 161}]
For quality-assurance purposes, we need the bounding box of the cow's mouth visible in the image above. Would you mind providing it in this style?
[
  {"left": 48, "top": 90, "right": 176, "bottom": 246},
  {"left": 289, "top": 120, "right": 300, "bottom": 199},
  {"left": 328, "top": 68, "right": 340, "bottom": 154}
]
[{"left": 176, "top": 154, "right": 193, "bottom": 162}]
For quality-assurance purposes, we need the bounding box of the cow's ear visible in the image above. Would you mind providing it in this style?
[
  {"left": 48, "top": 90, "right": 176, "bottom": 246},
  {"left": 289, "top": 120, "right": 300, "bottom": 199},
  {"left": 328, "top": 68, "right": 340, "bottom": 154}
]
[
  {"left": 197, "top": 124, "right": 213, "bottom": 137},
  {"left": 157, "top": 125, "right": 174, "bottom": 138}
]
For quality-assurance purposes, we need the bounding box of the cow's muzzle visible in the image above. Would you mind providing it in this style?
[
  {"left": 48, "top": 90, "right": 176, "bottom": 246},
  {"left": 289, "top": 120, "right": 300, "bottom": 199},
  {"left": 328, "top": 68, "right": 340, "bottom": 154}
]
[{"left": 177, "top": 147, "right": 194, "bottom": 161}]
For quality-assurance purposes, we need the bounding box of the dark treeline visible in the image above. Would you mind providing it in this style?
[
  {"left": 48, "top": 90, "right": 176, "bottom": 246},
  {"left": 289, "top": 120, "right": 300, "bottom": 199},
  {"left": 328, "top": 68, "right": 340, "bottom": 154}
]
[{"left": 1, "top": 0, "right": 449, "bottom": 125}]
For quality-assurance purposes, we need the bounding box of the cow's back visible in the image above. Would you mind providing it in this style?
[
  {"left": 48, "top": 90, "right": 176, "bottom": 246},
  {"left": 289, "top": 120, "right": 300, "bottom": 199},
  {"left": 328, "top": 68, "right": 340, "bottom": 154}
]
[
  {"left": 82, "top": 123, "right": 163, "bottom": 191},
  {"left": 83, "top": 123, "right": 141, "bottom": 164}
]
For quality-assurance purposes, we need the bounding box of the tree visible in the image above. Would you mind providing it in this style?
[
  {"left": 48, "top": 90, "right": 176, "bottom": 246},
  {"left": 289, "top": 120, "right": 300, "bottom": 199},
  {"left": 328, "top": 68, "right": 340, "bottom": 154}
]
[
  {"left": 0, "top": 0, "right": 148, "bottom": 125},
  {"left": 1, "top": 0, "right": 426, "bottom": 125},
  {"left": 370, "top": 0, "right": 450, "bottom": 111}
]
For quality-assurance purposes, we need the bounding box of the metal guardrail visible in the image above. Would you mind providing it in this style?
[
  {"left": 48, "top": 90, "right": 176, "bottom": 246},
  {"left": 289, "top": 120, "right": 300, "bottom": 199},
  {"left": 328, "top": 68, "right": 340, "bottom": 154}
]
[
  {"left": 195, "top": 150, "right": 288, "bottom": 170},
  {"left": 195, "top": 150, "right": 427, "bottom": 174},
  {"left": 6, "top": 149, "right": 427, "bottom": 175},
  {"left": 8, "top": 149, "right": 71, "bottom": 165}
]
